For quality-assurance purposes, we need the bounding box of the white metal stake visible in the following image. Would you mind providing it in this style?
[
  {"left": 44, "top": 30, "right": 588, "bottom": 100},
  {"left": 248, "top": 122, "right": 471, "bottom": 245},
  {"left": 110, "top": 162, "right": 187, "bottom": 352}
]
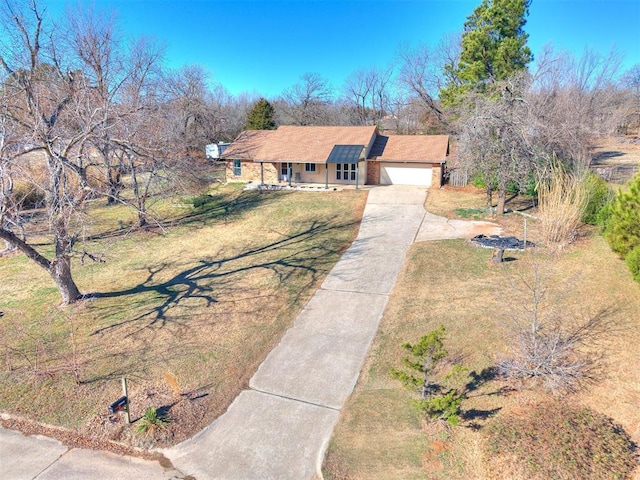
[
  {"left": 121, "top": 377, "right": 130, "bottom": 424},
  {"left": 524, "top": 218, "right": 527, "bottom": 250}
]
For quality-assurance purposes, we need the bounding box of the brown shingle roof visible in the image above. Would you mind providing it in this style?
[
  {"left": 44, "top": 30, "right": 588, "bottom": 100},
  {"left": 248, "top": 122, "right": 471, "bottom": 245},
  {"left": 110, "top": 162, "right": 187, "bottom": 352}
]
[
  {"left": 257, "top": 126, "right": 377, "bottom": 163},
  {"left": 221, "top": 128, "right": 449, "bottom": 165},
  {"left": 222, "top": 126, "right": 377, "bottom": 164},
  {"left": 220, "top": 130, "right": 276, "bottom": 160},
  {"left": 372, "top": 135, "right": 449, "bottom": 163}
]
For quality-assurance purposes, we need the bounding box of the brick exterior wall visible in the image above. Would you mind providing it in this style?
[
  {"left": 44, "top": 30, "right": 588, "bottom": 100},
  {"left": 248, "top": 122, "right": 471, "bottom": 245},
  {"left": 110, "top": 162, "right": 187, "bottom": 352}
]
[
  {"left": 366, "top": 161, "right": 380, "bottom": 185},
  {"left": 226, "top": 161, "right": 278, "bottom": 183},
  {"left": 432, "top": 165, "right": 442, "bottom": 187}
]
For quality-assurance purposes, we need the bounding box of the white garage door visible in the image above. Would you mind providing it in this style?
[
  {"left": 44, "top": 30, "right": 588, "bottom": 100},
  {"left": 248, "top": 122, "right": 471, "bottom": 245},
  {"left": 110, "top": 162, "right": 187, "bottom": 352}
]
[{"left": 380, "top": 163, "right": 432, "bottom": 186}]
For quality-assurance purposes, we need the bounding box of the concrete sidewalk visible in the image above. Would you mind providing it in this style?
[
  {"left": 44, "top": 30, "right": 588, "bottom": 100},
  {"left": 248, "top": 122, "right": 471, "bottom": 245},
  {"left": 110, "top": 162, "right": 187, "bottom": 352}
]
[
  {"left": 163, "top": 186, "right": 428, "bottom": 479},
  {"left": 0, "top": 424, "right": 184, "bottom": 479}
]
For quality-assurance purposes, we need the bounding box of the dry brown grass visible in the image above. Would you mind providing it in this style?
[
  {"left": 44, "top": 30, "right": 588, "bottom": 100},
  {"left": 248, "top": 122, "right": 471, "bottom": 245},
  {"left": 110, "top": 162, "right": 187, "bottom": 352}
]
[
  {"left": 0, "top": 184, "right": 367, "bottom": 447},
  {"left": 325, "top": 187, "right": 640, "bottom": 480},
  {"left": 425, "top": 185, "right": 488, "bottom": 218}
]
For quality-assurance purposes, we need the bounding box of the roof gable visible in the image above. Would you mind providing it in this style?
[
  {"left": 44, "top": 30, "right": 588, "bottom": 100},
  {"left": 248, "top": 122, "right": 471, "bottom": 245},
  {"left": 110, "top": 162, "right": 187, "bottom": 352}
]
[{"left": 372, "top": 135, "right": 449, "bottom": 163}]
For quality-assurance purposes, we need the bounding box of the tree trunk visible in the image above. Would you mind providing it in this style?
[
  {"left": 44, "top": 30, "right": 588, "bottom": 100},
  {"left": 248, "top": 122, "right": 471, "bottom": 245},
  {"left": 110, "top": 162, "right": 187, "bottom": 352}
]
[
  {"left": 50, "top": 256, "right": 82, "bottom": 304},
  {"left": 486, "top": 186, "right": 493, "bottom": 209},
  {"left": 106, "top": 167, "right": 122, "bottom": 205},
  {"left": 0, "top": 229, "right": 82, "bottom": 304},
  {"left": 496, "top": 188, "right": 506, "bottom": 215}
]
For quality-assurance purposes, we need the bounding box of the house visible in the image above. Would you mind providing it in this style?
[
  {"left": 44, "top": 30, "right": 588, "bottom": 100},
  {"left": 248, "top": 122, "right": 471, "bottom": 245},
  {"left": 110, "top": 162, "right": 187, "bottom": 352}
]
[{"left": 221, "top": 126, "right": 449, "bottom": 187}]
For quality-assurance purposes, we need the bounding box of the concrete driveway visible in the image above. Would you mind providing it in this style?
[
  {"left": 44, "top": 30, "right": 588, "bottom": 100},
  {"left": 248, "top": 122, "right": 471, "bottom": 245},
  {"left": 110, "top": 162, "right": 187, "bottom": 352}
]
[
  {"left": 0, "top": 186, "right": 502, "bottom": 480},
  {"left": 163, "top": 186, "right": 428, "bottom": 479}
]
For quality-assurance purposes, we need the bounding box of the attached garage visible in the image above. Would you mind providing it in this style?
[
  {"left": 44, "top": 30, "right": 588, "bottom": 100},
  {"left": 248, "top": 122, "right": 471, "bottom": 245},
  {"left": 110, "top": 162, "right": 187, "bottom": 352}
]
[
  {"left": 380, "top": 162, "right": 432, "bottom": 186},
  {"left": 366, "top": 134, "right": 449, "bottom": 187}
]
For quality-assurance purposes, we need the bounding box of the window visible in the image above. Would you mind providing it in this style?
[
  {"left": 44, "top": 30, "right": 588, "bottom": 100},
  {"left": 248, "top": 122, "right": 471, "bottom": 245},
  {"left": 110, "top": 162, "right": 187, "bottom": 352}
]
[
  {"left": 305, "top": 163, "right": 316, "bottom": 172},
  {"left": 336, "top": 163, "right": 355, "bottom": 181},
  {"left": 233, "top": 160, "right": 242, "bottom": 176}
]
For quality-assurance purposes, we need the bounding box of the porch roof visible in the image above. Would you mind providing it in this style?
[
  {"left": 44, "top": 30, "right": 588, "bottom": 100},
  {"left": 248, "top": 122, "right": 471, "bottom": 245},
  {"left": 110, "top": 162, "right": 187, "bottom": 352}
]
[{"left": 326, "top": 145, "right": 365, "bottom": 164}]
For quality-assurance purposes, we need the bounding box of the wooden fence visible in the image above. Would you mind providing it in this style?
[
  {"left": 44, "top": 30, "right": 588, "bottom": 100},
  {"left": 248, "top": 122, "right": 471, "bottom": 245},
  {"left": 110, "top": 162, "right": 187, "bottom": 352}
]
[{"left": 447, "top": 167, "right": 469, "bottom": 187}]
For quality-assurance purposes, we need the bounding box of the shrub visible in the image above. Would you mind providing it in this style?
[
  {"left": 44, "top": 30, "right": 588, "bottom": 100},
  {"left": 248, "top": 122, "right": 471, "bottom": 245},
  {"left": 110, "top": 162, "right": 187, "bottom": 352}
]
[
  {"left": 604, "top": 171, "right": 640, "bottom": 257},
  {"left": 625, "top": 245, "right": 640, "bottom": 286},
  {"left": 390, "top": 326, "right": 467, "bottom": 426},
  {"left": 582, "top": 172, "right": 614, "bottom": 225},
  {"left": 470, "top": 173, "right": 488, "bottom": 189},
  {"left": 538, "top": 164, "right": 587, "bottom": 248},
  {"left": 597, "top": 200, "right": 614, "bottom": 230},
  {"left": 136, "top": 407, "right": 169, "bottom": 436},
  {"left": 484, "top": 402, "right": 637, "bottom": 480}
]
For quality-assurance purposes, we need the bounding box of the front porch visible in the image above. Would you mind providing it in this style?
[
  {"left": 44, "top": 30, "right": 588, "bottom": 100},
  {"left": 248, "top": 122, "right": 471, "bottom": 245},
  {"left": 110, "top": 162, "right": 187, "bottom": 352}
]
[{"left": 258, "top": 158, "right": 367, "bottom": 189}]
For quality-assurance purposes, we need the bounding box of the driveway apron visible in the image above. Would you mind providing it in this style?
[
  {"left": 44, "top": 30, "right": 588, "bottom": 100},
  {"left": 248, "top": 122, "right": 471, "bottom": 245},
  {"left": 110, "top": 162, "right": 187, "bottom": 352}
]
[{"left": 164, "top": 186, "right": 427, "bottom": 479}]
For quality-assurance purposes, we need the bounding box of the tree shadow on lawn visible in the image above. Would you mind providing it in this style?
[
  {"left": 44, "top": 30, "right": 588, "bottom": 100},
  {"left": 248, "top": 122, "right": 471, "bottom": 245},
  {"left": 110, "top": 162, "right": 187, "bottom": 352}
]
[
  {"left": 83, "top": 188, "right": 277, "bottom": 242},
  {"left": 173, "top": 188, "right": 283, "bottom": 228},
  {"left": 460, "top": 366, "right": 511, "bottom": 429},
  {"left": 85, "top": 218, "right": 358, "bottom": 337}
]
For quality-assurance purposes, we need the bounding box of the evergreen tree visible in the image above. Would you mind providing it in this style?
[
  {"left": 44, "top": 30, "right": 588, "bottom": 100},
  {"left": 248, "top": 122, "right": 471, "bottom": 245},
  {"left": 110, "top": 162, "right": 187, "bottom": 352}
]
[
  {"left": 246, "top": 98, "right": 276, "bottom": 130},
  {"left": 440, "top": 0, "right": 532, "bottom": 106},
  {"left": 604, "top": 172, "right": 640, "bottom": 258}
]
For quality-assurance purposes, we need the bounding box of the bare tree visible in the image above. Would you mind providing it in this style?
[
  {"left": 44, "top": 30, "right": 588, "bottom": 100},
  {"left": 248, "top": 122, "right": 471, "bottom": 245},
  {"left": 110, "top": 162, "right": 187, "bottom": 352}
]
[
  {"left": 619, "top": 63, "right": 640, "bottom": 135},
  {"left": 164, "top": 64, "right": 219, "bottom": 157},
  {"left": 456, "top": 74, "right": 537, "bottom": 213},
  {"left": 455, "top": 47, "right": 625, "bottom": 212},
  {"left": 66, "top": 5, "right": 125, "bottom": 205},
  {"left": 0, "top": 0, "right": 99, "bottom": 303},
  {"left": 0, "top": 0, "right": 165, "bottom": 303},
  {"left": 397, "top": 35, "right": 462, "bottom": 133},
  {"left": 278, "top": 72, "right": 334, "bottom": 126},
  {"left": 527, "top": 47, "right": 625, "bottom": 171},
  {"left": 342, "top": 65, "right": 394, "bottom": 125},
  {"left": 498, "top": 256, "right": 618, "bottom": 394}
]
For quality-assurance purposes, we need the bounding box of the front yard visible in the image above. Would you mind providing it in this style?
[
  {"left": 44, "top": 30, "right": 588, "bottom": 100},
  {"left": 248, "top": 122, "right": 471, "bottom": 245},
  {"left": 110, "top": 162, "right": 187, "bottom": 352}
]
[
  {"left": 324, "top": 187, "right": 640, "bottom": 479},
  {"left": 0, "top": 184, "right": 367, "bottom": 448}
]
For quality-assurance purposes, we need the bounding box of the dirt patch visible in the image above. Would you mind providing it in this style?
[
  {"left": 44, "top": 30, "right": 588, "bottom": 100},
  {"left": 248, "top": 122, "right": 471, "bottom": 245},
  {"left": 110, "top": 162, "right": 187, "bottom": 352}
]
[
  {"left": 591, "top": 135, "right": 640, "bottom": 166},
  {"left": 590, "top": 135, "right": 640, "bottom": 184}
]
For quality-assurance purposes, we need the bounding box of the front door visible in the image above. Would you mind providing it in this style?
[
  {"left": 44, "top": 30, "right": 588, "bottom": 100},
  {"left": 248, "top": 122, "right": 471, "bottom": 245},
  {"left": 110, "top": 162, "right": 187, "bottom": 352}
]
[{"left": 280, "top": 163, "right": 291, "bottom": 181}]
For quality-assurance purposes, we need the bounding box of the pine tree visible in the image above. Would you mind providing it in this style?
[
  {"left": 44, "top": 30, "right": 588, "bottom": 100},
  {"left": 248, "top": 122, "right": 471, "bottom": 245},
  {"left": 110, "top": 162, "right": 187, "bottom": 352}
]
[
  {"left": 604, "top": 172, "right": 640, "bottom": 258},
  {"left": 440, "top": 0, "right": 533, "bottom": 106},
  {"left": 246, "top": 98, "right": 276, "bottom": 130}
]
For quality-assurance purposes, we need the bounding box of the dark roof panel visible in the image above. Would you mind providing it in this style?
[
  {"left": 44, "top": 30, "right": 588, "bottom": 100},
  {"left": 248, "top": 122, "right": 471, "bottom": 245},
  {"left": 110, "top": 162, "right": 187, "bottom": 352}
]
[{"left": 326, "top": 145, "right": 365, "bottom": 164}]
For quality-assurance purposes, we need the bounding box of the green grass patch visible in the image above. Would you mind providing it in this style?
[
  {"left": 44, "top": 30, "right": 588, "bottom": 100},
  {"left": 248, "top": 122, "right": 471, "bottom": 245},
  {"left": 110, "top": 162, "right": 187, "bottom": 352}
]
[{"left": 453, "top": 207, "right": 489, "bottom": 219}]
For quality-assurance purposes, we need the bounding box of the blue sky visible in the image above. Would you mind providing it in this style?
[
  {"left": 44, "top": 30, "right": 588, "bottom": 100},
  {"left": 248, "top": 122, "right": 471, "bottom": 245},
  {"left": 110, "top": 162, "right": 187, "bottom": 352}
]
[{"left": 38, "top": 0, "right": 640, "bottom": 97}]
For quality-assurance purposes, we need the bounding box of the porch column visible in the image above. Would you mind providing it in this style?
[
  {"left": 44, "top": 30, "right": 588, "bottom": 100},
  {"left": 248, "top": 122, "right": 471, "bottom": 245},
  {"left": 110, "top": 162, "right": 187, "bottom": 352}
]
[
  {"left": 288, "top": 163, "right": 292, "bottom": 187},
  {"left": 325, "top": 164, "right": 329, "bottom": 189},
  {"left": 355, "top": 161, "right": 359, "bottom": 190},
  {"left": 260, "top": 162, "right": 264, "bottom": 185}
]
